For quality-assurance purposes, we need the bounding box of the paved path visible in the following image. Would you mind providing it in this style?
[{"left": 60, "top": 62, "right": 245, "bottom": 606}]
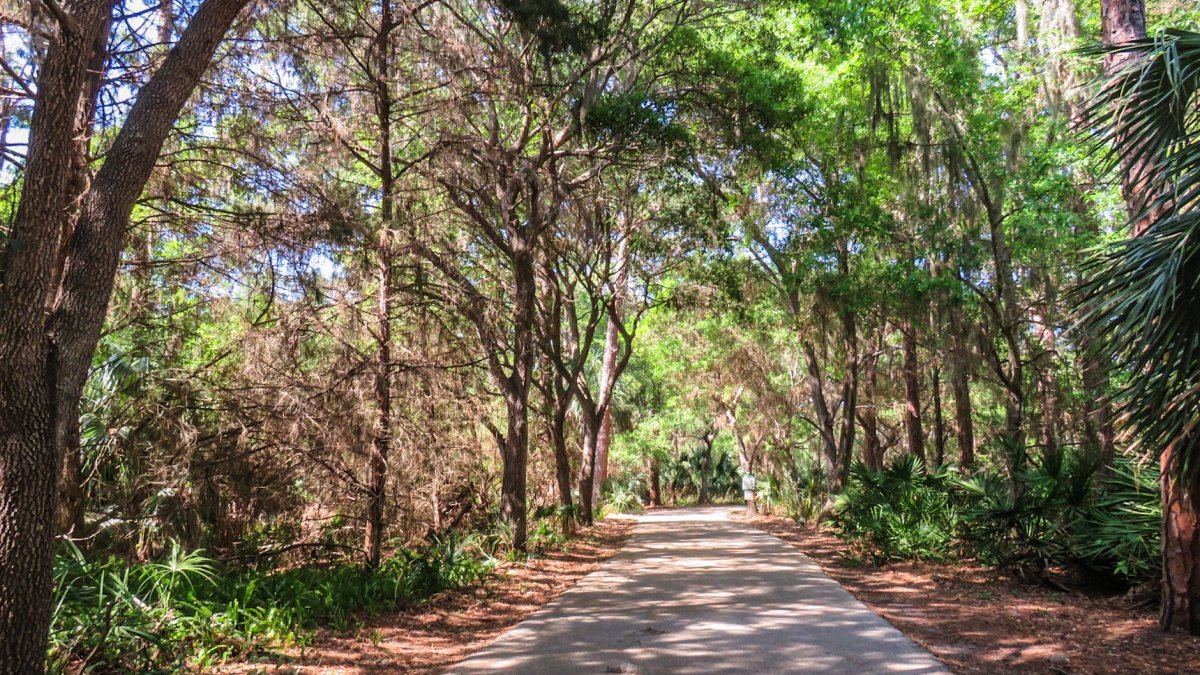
[{"left": 451, "top": 507, "right": 946, "bottom": 674}]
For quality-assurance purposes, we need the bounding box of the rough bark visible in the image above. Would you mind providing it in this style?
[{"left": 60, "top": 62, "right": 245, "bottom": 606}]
[
  {"left": 1097, "top": 0, "right": 1200, "bottom": 632},
  {"left": 57, "top": 417, "right": 86, "bottom": 539},
  {"left": 577, "top": 402, "right": 600, "bottom": 525},
  {"left": 499, "top": 244, "right": 537, "bottom": 552},
  {"left": 1081, "top": 336, "right": 1116, "bottom": 464},
  {"left": 901, "top": 319, "right": 926, "bottom": 464},
  {"left": 0, "top": 1, "right": 250, "bottom": 670},
  {"left": 648, "top": 457, "right": 661, "bottom": 507},
  {"left": 950, "top": 342, "right": 974, "bottom": 470},
  {"left": 1101, "top": 0, "right": 1155, "bottom": 236},
  {"left": 931, "top": 366, "right": 946, "bottom": 467},
  {"left": 364, "top": 242, "right": 393, "bottom": 568},
  {"left": 836, "top": 306, "right": 858, "bottom": 483},
  {"left": 1161, "top": 449, "right": 1200, "bottom": 635},
  {"left": 1035, "top": 290, "right": 1062, "bottom": 463}
]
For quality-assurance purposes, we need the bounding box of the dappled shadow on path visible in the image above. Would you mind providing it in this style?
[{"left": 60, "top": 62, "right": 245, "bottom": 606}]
[{"left": 450, "top": 507, "right": 945, "bottom": 675}]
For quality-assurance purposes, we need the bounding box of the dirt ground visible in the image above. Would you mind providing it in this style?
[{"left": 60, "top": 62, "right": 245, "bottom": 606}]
[
  {"left": 751, "top": 515, "right": 1200, "bottom": 675},
  {"left": 224, "top": 516, "right": 635, "bottom": 674}
]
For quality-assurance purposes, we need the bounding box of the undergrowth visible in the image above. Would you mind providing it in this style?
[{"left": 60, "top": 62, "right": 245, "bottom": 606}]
[
  {"left": 49, "top": 533, "right": 495, "bottom": 673},
  {"left": 827, "top": 451, "right": 1161, "bottom": 589}
]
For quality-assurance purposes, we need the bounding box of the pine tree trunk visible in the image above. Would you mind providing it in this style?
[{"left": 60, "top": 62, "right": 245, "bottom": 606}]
[
  {"left": 551, "top": 403, "right": 575, "bottom": 534},
  {"left": 577, "top": 403, "right": 599, "bottom": 525},
  {"left": 593, "top": 402, "right": 614, "bottom": 506},
  {"left": 1161, "top": 449, "right": 1200, "bottom": 634},
  {"left": 1102, "top": 0, "right": 1156, "bottom": 235},
  {"left": 836, "top": 309, "right": 858, "bottom": 484},
  {"left": 364, "top": 3, "right": 395, "bottom": 565},
  {"left": 902, "top": 319, "right": 926, "bottom": 464},
  {"left": 931, "top": 366, "right": 945, "bottom": 467},
  {"left": 364, "top": 248, "right": 393, "bottom": 568},
  {"left": 948, "top": 310, "right": 975, "bottom": 470},
  {"left": 859, "top": 335, "right": 883, "bottom": 470}
]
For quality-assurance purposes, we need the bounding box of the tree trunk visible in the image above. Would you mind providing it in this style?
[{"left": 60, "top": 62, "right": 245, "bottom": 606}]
[
  {"left": 0, "top": 2, "right": 249, "bottom": 670},
  {"left": 699, "top": 435, "right": 713, "bottom": 505},
  {"left": 577, "top": 402, "right": 599, "bottom": 525},
  {"left": 1097, "top": 0, "right": 1200, "bottom": 634},
  {"left": 902, "top": 320, "right": 926, "bottom": 464},
  {"left": 58, "top": 417, "right": 86, "bottom": 539},
  {"left": 363, "top": 246, "right": 393, "bottom": 568},
  {"left": 1081, "top": 340, "right": 1116, "bottom": 465},
  {"left": 859, "top": 337, "right": 883, "bottom": 470},
  {"left": 931, "top": 366, "right": 946, "bottom": 468},
  {"left": 648, "top": 457, "right": 661, "bottom": 507},
  {"left": 836, "top": 308, "right": 858, "bottom": 484},
  {"left": 364, "top": 1, "right": 395, "bottom": 567},
  {"left": 551, "top": 403, "right": 575, "bottom": 534},
  {"left": 1161, "top": 449, "right": 1200, "bottom": 634},
  {"left": 499, "top": 244, "right": 536, "bottom": 552},
  {"left": 500, "top": 395, "right": 530, "bottom": 552},
  {"left": 592, "top": 236, "right": 628, "bottom": 506},
  {"left": 949, "top": 309, "right": 975, "bottom": 471},
  {"left": 803, "top": 341, "right": 842, "bottom": 490},
  {"left": 1101, "top": 0, "right": 1156, "bottom": 235},
  {"left": 593, "top": 403, "right": 614, "bottom": 505}
]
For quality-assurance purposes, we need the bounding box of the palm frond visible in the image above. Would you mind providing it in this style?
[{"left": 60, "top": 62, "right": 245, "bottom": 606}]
[{"left": 1080, "top": 30, "right": 1200, "bottom": 482}]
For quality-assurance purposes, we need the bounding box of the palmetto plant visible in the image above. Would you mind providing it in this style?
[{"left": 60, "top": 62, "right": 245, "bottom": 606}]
[
  {"left": 1081, "top": 28, "right": 1200, "bottom": 633},
  {"left": 1082, "top": 29, "right": 1200, "bottom": 482}
]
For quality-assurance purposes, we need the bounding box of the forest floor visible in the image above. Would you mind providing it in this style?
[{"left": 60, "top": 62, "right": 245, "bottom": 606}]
[
  {"left": 750, "top": 514, "right": 1200, "bottom": 675},
  {"left": 223, "top": 516, "right": 635, "bottom": 674}
]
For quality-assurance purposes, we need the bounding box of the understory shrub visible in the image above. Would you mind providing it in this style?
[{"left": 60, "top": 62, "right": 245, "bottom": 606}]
[
  {"left": 829, "top": 451, "right": 1161, "bottom": 588},
  {"left": 602, "top": 475, "right": 646, "bottom": 514},
  {"left": 49, "top": 535, "right": 494, "bottom": 673},
  {"left": 830, "top": 455, "right": 963, "bottom": 562},
  {"left": 660, "top": 447, "right": 740, "bottom": 503}
]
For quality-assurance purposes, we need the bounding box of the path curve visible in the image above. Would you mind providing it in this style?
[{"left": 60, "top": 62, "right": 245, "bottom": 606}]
[{"left": 451, "top": 507, "right": 946, "bottom": 674}]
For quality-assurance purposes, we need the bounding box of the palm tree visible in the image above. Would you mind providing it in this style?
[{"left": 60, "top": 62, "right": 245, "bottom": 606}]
[{"left": 1082, "top": 29, "right": 1200, "bottom": 635}]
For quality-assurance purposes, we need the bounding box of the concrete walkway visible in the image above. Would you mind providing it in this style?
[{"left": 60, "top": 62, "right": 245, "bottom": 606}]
[{"left": 451, "top": 507, "right": 946, "bottom": 674}]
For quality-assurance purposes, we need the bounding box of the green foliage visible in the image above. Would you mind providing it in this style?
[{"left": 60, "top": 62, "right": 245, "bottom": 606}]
[
  {"left": 602, "top": 476, "right": 646, "bottom": 514},
  {"left": 831, "top": 456, "right": 963, "bottom": 562},
  {"left": 1082, "top": 30, "right": 1200, "bottom": 482},
  {"left": 959, "top": 448, "right": 1100, "bottom": 575},
  {"left": 661, "top": 446, "right": 740, "bottom": 503},
  {"left": 49, "top": 538, "right": 494, "bottom": 672},
  {"left": 830, "top": 451, "right": 1161, "bottom": 587},
  {"left": 1074, "top": 461, "right": 1162, "bottom": 584},
  {"left": 774, "top": 459, "right": 827, "bottom": 523}
]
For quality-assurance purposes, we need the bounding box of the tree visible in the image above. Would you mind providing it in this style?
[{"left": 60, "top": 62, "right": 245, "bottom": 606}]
[
  {"left": 0, "top": 1, "right": 252, "bottom": 668},
  {"left": 1083, "top": 28, "right": 1200, "bottom": 635}
]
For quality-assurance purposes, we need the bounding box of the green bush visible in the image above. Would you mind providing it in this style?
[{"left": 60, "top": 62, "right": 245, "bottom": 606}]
[
  {"left": 661, "top": 447, "right": 740, "bottom": 503},
  {"left": 1073, "top": 459, "right": 1161, "bottom": 585},
  {"left": 958, "top": 446, "right": 1099, "bottom": 575},
  {"left": 830, "top": 455, "right": 963, "bottom": 562},
  {"left": 603, "top": 476, "right": 645, "bottom": 514},
  {"left": 49, "top": 536, "right": 494, "bottom": 673},
  {"left": 828, "top": 448, "right": 1161, "bottom": 589}
]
